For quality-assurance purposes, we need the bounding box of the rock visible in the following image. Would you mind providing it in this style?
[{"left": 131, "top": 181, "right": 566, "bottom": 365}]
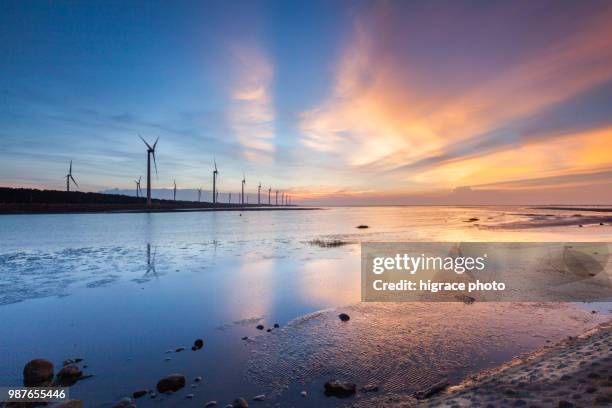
[
  {"left": 256, "top": 325, "right": 264, "bottom": 330},
  {"left": 414, "top": 380, "right": 449, "bottom": 399},
  {"left": 175, "top": 347, "right": 185, "bottom": 352},
  {"left": 361, "top": 384, "right": 379, "bottom": 392},
  {"left": 300, "top": 391, "right": 307, "bottom": 397},
  {"left": 55, "top": 400, "right": 83, "bottom": 408},
  {"left": 253, "top": 394, "right": 265, "bottom": 401},
  {"left": 132, "top": 389, "right": 148, "bottom": 399},
  {"left": 204, "top": 402, "right": 218, "bottom": 407},
  {"left": 74, "top": 358, "right": 83, "bottom": 363},
  {"left": 193, "top": 339, "right": 204, "bottom": 350},
  {"left": 324, "top": 380, "right": 356, "bottom": 397},
  {"left": 113, "top": 397, "right": 136, "bottom": 408},
  {"left": 57, "top": 364, "right": 83, "bottom": 385},
  {"left": 185, "top": 393, "right": 194, "bottom": 399},
  {"left": 356, "top": 225, "right": 369, "bottom": 229},
  {"left": 232, "top": 397, "right": 249, "bottom": 407},
  {"left": 273, "top": 323, "right": 280, "bottom": 328},
  {"left": 338, "top": 313, "right": 350, "bottom": 322},
  {"left": 156, "top": 374, "right": 186, "bottom": 393},
  {"left": 149, "top": 393, "right": 157, "bottom": 399},
  {"left": 164, "top": 357, "right": 172, "bottom": 361},
  {"left": 194, "top": 376, "right": 203, "bottom": 382},
  {"left": 242, "top": 336, "right": 249, "bottom": 340},
  {"left": 23, "top": 359, "right": 54, "bottom": 386},
  {"left": 266, "top": 329, "right": 272, "bottom": 332},
  {"left": 63, "top": 359, "right": 75, "bottom": 366},
  {"left": 579, "top": 224, "right": 583, "bottom": 227}
]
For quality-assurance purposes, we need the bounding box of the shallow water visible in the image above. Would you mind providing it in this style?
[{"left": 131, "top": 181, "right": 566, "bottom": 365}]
[{"left": 0, "top": 206, "right": 611, "bottom": 407}]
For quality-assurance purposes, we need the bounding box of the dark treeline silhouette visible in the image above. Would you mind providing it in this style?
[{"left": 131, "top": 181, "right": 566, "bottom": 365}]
[{"left": 0, "top": 187, "right": 292, "bottom": 214}]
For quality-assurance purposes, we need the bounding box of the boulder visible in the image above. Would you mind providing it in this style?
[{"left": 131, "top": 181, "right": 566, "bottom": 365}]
[
  {"left": 156, "top": 374, "right": 186, "bottom": 393},
  {"left": 23, "top": 359, "right": 54, "bottom": 386},
  {"left": 338, "top": 313, "right": 350, "bottom": 322},
  {"left": 324, "top": 380, "right": 356, "bottom": 397},
  {"left": 193, "top": 339, "right": 204, "bottom": 349}
]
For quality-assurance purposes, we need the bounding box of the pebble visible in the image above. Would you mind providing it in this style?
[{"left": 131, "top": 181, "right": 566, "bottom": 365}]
[
  {"left": 175, "top": 347, "right": 185, "bottom": 352},
  {"left": 194, "top": 376, "right": 203, "bottom": 382},
  {"left": 156, "top": 373, "right": 186, "bottom": 393},
  {"left": 338, "top": 313, "right": 350, "bottom": 322},
  {"left": 185, "top": 393, "right": 194, "bottom": 399},
  {"left": 300, "top": 391, "right": 307, "bottom": 397},
  {"left": 204, "top": 402, "right": 218, "bottom": 407},
  {"left": 324, "top": 380, "right": 356, "bottom": 396},
  {"left": 132, "top": 389, "right": 148, "bottom": 399},
  {"left": 256, "top": 325, "right": 264, "bottom": 330},
  {"left": 253, "top": 394, "right": 266, "bottom": 401}
]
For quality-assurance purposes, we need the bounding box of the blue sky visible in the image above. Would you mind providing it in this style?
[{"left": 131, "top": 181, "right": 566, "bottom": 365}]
[{"left": 1, "top": 0, "right": 612, "bottom": 204}]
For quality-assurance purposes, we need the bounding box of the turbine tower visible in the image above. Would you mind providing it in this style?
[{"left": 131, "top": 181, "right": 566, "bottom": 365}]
[
  {"left": 173, "top": 179, "right": 177, "bottom": 201},
  {"left": 135, "top": 176, "right": 142, "bottom": 198},
  {"left": 197, "top": 187, "right": 202, "bottom": 202},
  {"left": 139, "top": 135, "right": 159, "bottom": 208},
  {"left": 228, "top": 192, "right": 232, "bottom": 204},
  {"left": 212, "top": 158, "right": 219, "bottom": 205},
  {"left": 268, "top": 187, "right": 271, "bottom": 205},
  {"left": 275, "top": 190, "right": 279, "bottom": 206},
  {"left": 241, "top": 173, "right": 246, "bottom": 206},
  {"left": 65, "top": 160, "right": 78, "bottom": 192},
  {"left": 258, "top": 182, "right": 261, "bottom": 205}
]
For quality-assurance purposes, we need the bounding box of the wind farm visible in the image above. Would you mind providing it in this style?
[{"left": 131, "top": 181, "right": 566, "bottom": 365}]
[{"left": 0, "top": 135, "right": 303, "bottom": 214}]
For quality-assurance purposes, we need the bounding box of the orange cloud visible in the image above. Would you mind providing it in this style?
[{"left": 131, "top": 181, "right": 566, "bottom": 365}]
[{"left": 298, "top": 3, "right": 612, "bottom": 194}]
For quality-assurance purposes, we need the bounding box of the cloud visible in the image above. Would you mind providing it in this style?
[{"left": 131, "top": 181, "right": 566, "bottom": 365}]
[
  {"left": 298, "top": 1, "right": 612, "bottom": 195},
  {"left": 227, "top": 44, "right": 276, "bottom": 161}
]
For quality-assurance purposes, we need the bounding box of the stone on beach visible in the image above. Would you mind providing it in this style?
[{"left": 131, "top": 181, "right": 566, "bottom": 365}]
[
  {"left": 175, "top": 346, "right": 185, "bottom": 352},
  {"left": 113, "top": 397, "right": 136, "bottom": 408},
  {"left": 132, "top": 389, "right": 148, "bottom": 399},
  {"left": 232, "top": 397, "right": 249, "bottom": 407},
  {"left": 356, "top": 225, "right": 369, "bottom": 229},
  {"left": 414, "top": 380, "right": 449, "bottom": 399},
  {"left": 324, "top": 380, "right": 357, "bottom": 397},
  {"left": 156, "top": 373, "right": 186, "bottom": 393},
  {"left": 256, "top": 324, "right": 264, "bottom": 330},
  {"left": 193, "top": 338, "right": 204, "bottom": 350},
  {"left": 23, "top": 358, "right": 54, "bottom": 386},
  {"left": 204, "top": 401, "right": 218, "bottom": 407},
  {"left": 360, "top": 384, "right": 379, "bottom": 393},
  {"left": 300, "top": 390, "right": 307, "bottom": 397},
  {"left": 338, "top": 313, "right": 350, "bottom": 322},
  {"left": 194, "top": 375, "right": 203, "bottom": 382},
  {"left": 253, "top": 394, "right": 266, "bottom": 401},
  {"left": 57, "top": 364, "right": 83, "bottom": 385}
]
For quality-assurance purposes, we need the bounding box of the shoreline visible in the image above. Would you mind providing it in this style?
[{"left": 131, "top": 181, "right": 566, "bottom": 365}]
[
  {"left": 0, "top": 206, "right": 320, "bottom": 215},
  {"left": 351, "top": 319, "right": 612, "bottom": 407}
]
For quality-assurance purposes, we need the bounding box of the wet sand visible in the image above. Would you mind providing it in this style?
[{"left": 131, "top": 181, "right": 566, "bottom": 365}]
[
  {"left": 421, "top": 320, "right": 612, "bottom": 407},
  {"left": 350, "top": 320, "right": 612, "bottom": 408}
]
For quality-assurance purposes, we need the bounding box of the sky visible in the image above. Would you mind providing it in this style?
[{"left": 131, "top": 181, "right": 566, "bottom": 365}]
[{"left": 1, "top": 0, "right": 612, "bottom": 205}]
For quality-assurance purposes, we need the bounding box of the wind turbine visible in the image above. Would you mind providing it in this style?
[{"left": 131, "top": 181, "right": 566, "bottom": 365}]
[
  {"left": 65, "top": 160, "right": 78, "bottom": 192},
  {"left": 212, "top": 158, "right": 219, "bottom": 205},
  {"left": 197, "top": 187, "right": 202, "bottom": 202},
  {"left": 241, "top": 172, "right": 246, "bottom": 206},
  {"left": 173, "top": 179, "right": 177, "bottom": 201},
  {"left": 228, "top": 192, "right": 232, "bottom": 204},
  {"left": 258, "top": 182, "right": 262, "bottom": 205},
  {"left": 268, "top": 187, "right": 271, "bottom": 205},
  {"left": 135, "top": 176, "right": 142, "bottom": 198},
  {"left": 139, "top": 135, "right": 159, "bottom": 208},
  {"left": 275, "top": 190, "right": 279, "bottom": 206}
]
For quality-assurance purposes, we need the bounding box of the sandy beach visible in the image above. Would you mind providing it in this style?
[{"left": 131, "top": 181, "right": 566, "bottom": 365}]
[{"left": 350, "top": 319, "right": 612, "bottom": 408}]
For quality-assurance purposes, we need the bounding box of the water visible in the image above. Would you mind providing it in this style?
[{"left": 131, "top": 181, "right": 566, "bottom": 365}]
[{"left": 0, "top": 206, "right": 610, "bottom": 407}]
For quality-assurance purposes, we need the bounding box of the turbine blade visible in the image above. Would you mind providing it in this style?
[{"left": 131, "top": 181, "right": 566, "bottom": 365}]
[
  {"left": 152, "top": 136, "right": 159, "bottom": 150},
  {"left": 69, "top": 160, "right": 72, "bottom": 174},
  {"left": 70, "top": 175, "right": 79, "bottom": 188},
  {"left": 139, "top": 134, "right": 152, "bottom": 150},
  {"left": 152, "top": 151, "right": 158, "bottom": 177}
]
